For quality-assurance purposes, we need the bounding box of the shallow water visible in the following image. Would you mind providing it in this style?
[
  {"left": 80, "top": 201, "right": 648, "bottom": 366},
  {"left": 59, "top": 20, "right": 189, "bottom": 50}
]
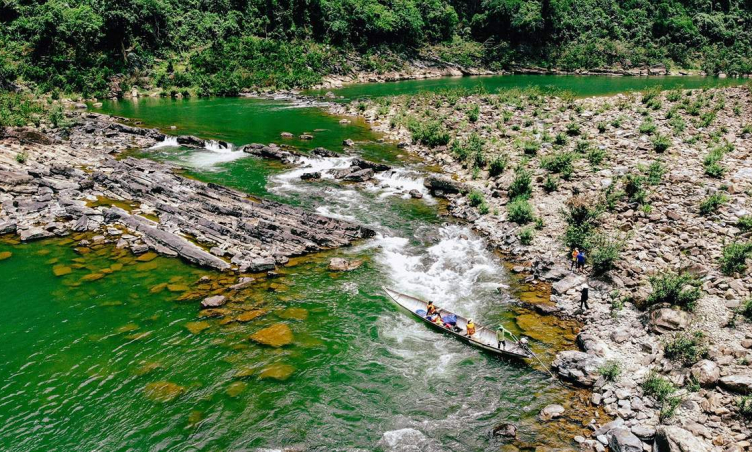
[{"left": 5, "top": 74, "right": 738, "bottom": 450}]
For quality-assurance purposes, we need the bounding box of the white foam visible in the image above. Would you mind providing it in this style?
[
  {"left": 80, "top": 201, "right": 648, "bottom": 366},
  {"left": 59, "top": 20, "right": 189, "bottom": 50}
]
[
  {"left": 270, "top": 156, "right": 355, "bottom": 193},
  {"left": 367, "top": 169, "right": 434, "bottom": 203},
  {"left": 149, "top": 136, "right": 179, "bottom": 149}
]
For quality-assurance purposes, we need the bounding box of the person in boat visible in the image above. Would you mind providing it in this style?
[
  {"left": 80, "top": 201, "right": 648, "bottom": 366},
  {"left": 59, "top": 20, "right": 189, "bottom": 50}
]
[
  {"left": 496, "top": 325, "right": 512, "bottom": 350},
  {"left": 426, "top": 300, "right": 437, "bottom": 317},
  {"left": 465, "top": 319, "right": 476, "bottom": 337}
]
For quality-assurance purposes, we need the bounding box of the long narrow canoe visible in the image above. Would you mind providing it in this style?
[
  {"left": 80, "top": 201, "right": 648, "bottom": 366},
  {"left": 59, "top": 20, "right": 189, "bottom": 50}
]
[{"left": 383, "top": 287, "right": 533, "bottom": 359}]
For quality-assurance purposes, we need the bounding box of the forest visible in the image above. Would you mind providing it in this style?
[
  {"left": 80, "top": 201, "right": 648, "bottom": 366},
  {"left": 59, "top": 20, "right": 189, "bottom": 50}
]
[{"left": 1, "top": 0, "right": 751, "bottom": 96}]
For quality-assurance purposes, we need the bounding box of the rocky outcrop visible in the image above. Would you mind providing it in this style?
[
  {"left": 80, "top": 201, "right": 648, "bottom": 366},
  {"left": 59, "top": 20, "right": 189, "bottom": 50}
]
[
  {"left": 0, "top": 115, "right": 375, "bottom": 274},
  {"left": 649, "top": 308, "right": 690, "bottom": 334},
  {"left": 552, "top": 350, "right": 604, "bottom": 386},
  {"left": 653, "top": 426, "right": 714, "bottom": 452},
  {"left": 719, "top": 374, "right": 752, "bottom": 394},
  {"left": 423, "top": 176, "right": 467, "bottom": 196}
]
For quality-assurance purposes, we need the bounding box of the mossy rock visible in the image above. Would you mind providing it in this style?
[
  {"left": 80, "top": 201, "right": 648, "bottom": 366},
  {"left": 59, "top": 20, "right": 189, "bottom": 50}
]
[
  {"left": 258, "top": 363, "right": 295, "bottom": 381},
  {"left": 143, "top": 381, "right": 185, "bottom": 402},
  {"left": 136, "top": 252, "right": 158, "bottom": 262},
  {"left": 81, "top": 272, "right": 105, "bottom": 282},
  {"left": 236, "top": 309, "right": 267, "bottom": 323},
  {"left": 149, "top": 283, "right": 168, "bottom": 294},
  {"left": 185, "top": 321, "right": 210, "bottom": 334},
  {"left": 249, "top": 323, "right": 293, "bottom": 347},
  {"left": 167, "top": 284, "right": 190, "bottom": 293},
  {"left": 0, "top": 251, "right": 13, "bottom": 261},
  {"left": 52, "top": 265, "right": 72, "bottom": 276},
  {"left": 278, "top": 307, "right": 308, "bottom": 320}
]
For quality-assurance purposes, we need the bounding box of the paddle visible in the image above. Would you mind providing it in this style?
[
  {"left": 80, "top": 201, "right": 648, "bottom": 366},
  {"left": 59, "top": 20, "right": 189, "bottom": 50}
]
[{"left": 509, "top": 332, "right": 563, "bottom": 384}]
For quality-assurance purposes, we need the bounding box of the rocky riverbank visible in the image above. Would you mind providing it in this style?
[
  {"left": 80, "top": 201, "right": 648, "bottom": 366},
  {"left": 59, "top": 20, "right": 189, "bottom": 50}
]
[
  {"left": 0, "top": 113, "right": 374, "bottom": 277},
  {"left": 336, "top": 85, "right": 752, "bottom": 451}
]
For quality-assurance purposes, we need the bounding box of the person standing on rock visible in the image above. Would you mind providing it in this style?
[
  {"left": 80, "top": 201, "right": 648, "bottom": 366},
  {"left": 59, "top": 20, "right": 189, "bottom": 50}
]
[
  {"left": 577, "top": 250, "right": 586, "bottom": 272},
  {"left": 579, "top": 284, "right": 590, "bottom": 311},
  {"left": 570, "top": 248, "right": 579, "bottom": 271}
]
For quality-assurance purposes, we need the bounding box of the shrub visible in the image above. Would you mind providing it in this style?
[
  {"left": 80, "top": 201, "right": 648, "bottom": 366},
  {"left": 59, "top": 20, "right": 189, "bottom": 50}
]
[
  {"left": 738, "top": 396, "right": 752, "bottom": 418},
  {"left": 522, "top": 139, "right": 540, "bottom": 155},
  {"left": 478, "top": 202, "right": 490, "bottom": 215},
  {"left": 703, "top": 147, "right": 727, "bottom": 178},
  {"left": 590, "top": 234, "right": 625, "bottom": 275},
  {"left": 15, "top": 151, "right": 28, "bottom": 164},
  {"left": 597, "top": 121, "right": 607, "bottom": 133},
  {"left": 519, "top": 227, "right": 534, "bottom": 245},
  {"left": 643, "top": 371, "right": 677, "bottom": 402},
  {"left": 699, "top": 193, "right": 728, "bottom": 216},
  {"left": 488, "top": 154, "right": 508, "bottom": 177},
  {"left": 468, "top": 104, "right": 480, "bottom": 123},
  {"left": 664, "top": 331, "right": 708, "bottom": 366},
  {"left": 647, "top": 161, "right": 665, "bottom": 185},
  {"left": 669, "top": 115, "right": 686, "bottom": 133},
  {"left": 646, "top": 271, "right": 702, "bottom": 311},
  {"left": 566, "top": 122, "right": 581, "bottom": 136},
  {"left": 507, "top": 198, "right": 534, "bottom": 224},
  {"left": 508, "top": 168, "right": 532, "bottom": 199},
  {"left": 468, "top": 190, "right": 485, "bottom": 207},
  {"left": 587, "top": 147, "right": 606, "bottom": 166},
  {"left": 409, "top": 119, "right": 450, "bottom": 148},
  {"left": 543, "top": 175, "right": 558, "bottom": 193},
  {"left": 574, "top": 140, "right": 590, "bottom": 154},
  {"left": 652, "top": 133, "right": 671, "bottom": 153},
  {"left": 720, "top": 241, "right": 752, "bottom": 276},
  {"left": 742, "top": 124, "right": 752, "bottom": 136},
  {"left": 624, "top": 174, "right": 647, "bottom": 204},
  {"left": 639, "top": 118, "right": 657, "bottom": 135},
  {"left": 451, "top": 139, "right": 469, "bottom": 161},
  {"left": 540, "top": 151, "right": 576, "bottom": 174},
  {"left": 737, "top": 215, "right": 752, "bottom": 232},
  {"left": 598, "top": 360, "right": 622, "bottom": 382},
  {"left": 554, "top": 133, "right": 568, "bottom": 145}
]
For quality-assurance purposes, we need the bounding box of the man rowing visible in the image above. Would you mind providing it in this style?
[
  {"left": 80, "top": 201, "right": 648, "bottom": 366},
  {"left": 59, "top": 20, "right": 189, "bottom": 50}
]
[{"left": 496, "top": 325, "right": 513, "bottom": 350}]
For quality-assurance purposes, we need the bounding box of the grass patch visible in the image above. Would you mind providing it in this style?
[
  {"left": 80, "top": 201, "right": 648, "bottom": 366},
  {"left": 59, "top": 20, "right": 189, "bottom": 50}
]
[
  {"left": 507, "top": 198, "right": 533, "bottom": 224},
  {"left": 664, "top": 331, "right": 708, "bottom": 366},
  {"left": 598, "top": 360, "right": 621, "bottom": 382},
  {"left": 646, "top": 271, "right": 702, "bottom": 311},
  {"left": 699, "top": 193, "right": 727, "bottom": 216},
  {"left": 720, "top": 241, "right": 752, "bottom": 276}
]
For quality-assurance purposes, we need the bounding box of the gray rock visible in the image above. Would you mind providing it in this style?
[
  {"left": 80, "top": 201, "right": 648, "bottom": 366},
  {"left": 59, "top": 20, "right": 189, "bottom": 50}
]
[
  {"left": 328, "top": 258, "right": 364, "bottom": 271},
  {"left": 719, "top": 374, "right": 752, "bottom": 394},
  {"left": 343, "top": 168, "right": 374, "bottom": 182},
  {"left": 300, "top": 172, "right": 321, "bottom": 180},
  {"left": 408, "top": 189, "right": 423, "bottom": 199},
  {"left": 608, "top": 427, "right": 643, "bottom": 452},
  {"left": 201, "top": 295, "right": 226, "bottom": 308},
  {"left": 552, "top": 350, "right": 605, "bottom": 386},
  {"left": 539, "top": 404, "right": 565, "bottom": 420},
  {"left": 423, "top": 176, "right": 467, "bottom": 196},
  {"left": 649, "top": 308, "right": 690, "bottom": 334},
  {"left": 653, "top": 425, "right": 713, "bottom": 452},
  {"left": 552, "top": 273, "right": 586, "bottom": 295},
  {"left": 631, "top": 425, "right": 656, "bottom": 441},
  {"left": 690, "top": 360, "right": 720, "bottom": 387}
]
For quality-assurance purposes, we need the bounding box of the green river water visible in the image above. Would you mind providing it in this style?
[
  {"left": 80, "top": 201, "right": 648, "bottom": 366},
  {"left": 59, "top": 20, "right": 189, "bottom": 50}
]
[{"left": 0, "top": 74, "right": 741, "bottom": 451}]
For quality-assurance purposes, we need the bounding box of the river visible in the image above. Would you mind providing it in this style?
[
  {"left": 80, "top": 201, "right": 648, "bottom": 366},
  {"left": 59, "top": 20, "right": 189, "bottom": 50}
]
[{"left": 0, "top": 74, "right": 741, "bottom": 451}]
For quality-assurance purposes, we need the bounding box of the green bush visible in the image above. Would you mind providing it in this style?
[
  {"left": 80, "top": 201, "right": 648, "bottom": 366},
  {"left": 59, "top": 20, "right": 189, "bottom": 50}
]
[
  {"left": 703, "top": 146, "right": 727, "bottom": 178},
  {"left": 624, "top": 174, "right": 647, "bottom": 205},
  {"left": 738, "top": 396, "right": 752, "bottom": 418},
  {"left": 507, "top": 198, "right": 533, "bottom": 224},
  {"left": 646, "top": 271, "right": 702, "bottom": 311},
  {"left": 467, "top": 190, "right": 485, "bottom": 207},
  {"left": 642, "top": 371, "right": 677, "bottom": 402},
  {"left": 699, "top": 193, "right": 728, "bottom": 216},
  {"left": 737, "top": 215, "right": 752, "bottom": 232},
  {"left": 508, "top": 168, "right": 532, "bottom": 199},
  {"left": 0, "top": 93, "right": 48, "bottom": 127},
  {"left": 543, "top": 175, "right": 558, "bottom": 193},
  {"left": 597, "top": 121, "right": 607, "bottom": 133},
  {"left": 590, "top": 234, "right": 624, "bottom": 275},
  {"left": 467, "top": 104, "right": 480, "bottom": 123},
  {"left": 647, "top": 161, "right": 665, "bottom": 185},
  {"left": 522, "top": 139, "right": 540, "bottom": 155},
  {"left": 720, "top": 241, "right": 752, "bottom": 276},
  {"left": 554, "top": 133, "right": 568, "bottom": 145},
  {"left": 540, "top": 151, "right": 576, "bottom": 174},
  {"left": 598, "top": 360, "right": 622, "bottom": 382},
  {"left": 566, "top": 122, "right": 581, "bottom": 136},
  {"left": 664, "top": 331, "right": 708, "bottom": 366},
  {"left": 518, "top": 227, "right": 534, "bottom": 245},
  {"left": 488, "top": 154, "right": 508, "bottom": 177},
  {"left": 409, "top": 119, "right": 450, "bottom": 148},
  {"left": 652, "top": 133, "right": 671, "bottom": 153},
  {"left": 639, "top": 118, "right": 657, "bottom": 135},
  {"left": 587, "top": 147, "right": 606, "bottom": 166},
  {"left": 451, "top": 139, "right": 469, "bottom": 161}
]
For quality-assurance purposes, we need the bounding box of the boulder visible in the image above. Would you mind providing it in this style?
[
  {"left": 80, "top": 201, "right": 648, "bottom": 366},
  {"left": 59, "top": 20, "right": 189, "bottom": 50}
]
[
  {"left": 690, "top": 360, "right": 720, "bottom": 387},
  {"left": 649, "top": 308, "right": 690, "bottom": 334},
  {"left": 300, "top": 172, "right": 321, "bottom": 180},
  {"left": 552, "top": 350, "right": 605, "bottom": 386},
  {"left": 608, "top": 427, "right": 643, "bottom": 452},
  {"left": 491, "top": 423, "right": 517, "bottom": 438},
  {"left": 653, "top": 425, "right": 713, "bottom": 452},
  {"left": 280, "top": 132, "right": 293, "bottom": 138},
  {"left": 540, "top": 404, "right": 565, "bottom": 420},
  {"left": 328, "top": 258, "right": 364, "bottom": 271},
  {"left": 310, "top": 147, "right": 339, "bottom": 158},
  {"left": 343, "top": 139, "right": 355, "bottom": 147},
  {"left": 423, "top": 176, "right": 468, "bottom": 196},
  {"left": 409, "top": 189, "right": 423, "bottom": 199},
  {"left": 552, "top": 273, "right": 586, "bottom": 295},
  {"left": 351, "top": 158, "right": 391, "bottom": 172},
  {"left": 201, "top": 295, "right": 227, "bottom": 308},
  {"left": 719, "top": 374, "right": 752, "bottom": 394}
]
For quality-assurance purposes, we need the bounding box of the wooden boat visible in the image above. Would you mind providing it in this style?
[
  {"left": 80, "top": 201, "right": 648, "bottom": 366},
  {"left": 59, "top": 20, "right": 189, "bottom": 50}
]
[{"left": 383, "top": 287, "right": 533, "bottom": 359}]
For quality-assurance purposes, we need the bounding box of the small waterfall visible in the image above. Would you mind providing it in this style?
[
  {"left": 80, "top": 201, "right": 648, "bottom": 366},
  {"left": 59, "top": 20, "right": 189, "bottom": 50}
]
[
  {"left": 204, "top": 140, "right": 232, "bottom": 153},
  {"left": 368, "top": 168, "right": 433, "bottom": 203},
  {"left": 149, "top": 136, "right": 179, "bottom": 149}
]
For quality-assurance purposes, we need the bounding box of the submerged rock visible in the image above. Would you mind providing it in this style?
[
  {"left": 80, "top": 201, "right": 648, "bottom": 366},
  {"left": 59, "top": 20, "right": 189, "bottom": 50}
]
[
  {"left": 226, "top": 381, "right": 247, "bottom": 397},
  {"left": 185, "top": 321, "right": 210, "bottom": 334},
  {"left": 0, "top": 251, "right": 12, "bottom": 261},
  {"left": 328, "top": 258, "right": 364, "bottom": 271},
  {"left": 539, "top": 404, "right": 565, "bottom": 420},
  {"left": 249, "top": 323, "right": 293, "bottom": 347},
  {"left": 258, "top": 363, "right": 295, "bottom": 381},
  {"left": 52, "top": 265, "right": 72, "bottom": 276},
  {"left": 143, "top": 381, "right": 185, "bottom": 403},
  {"left": 235, "top": 309, "right": 267, "bottom": 323}
]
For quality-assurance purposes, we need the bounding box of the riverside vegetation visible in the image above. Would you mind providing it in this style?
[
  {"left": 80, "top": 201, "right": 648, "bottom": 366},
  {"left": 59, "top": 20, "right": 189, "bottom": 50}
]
[
  {"left": 3, "top": 0, "right": 752, "bottom": 96},
  {"left": 338, "top": 84, "right": 752, "bottom": 451}
]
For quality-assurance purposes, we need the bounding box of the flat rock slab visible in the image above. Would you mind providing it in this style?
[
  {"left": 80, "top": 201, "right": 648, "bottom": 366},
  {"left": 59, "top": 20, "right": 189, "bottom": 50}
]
[
  {"left": 200, "top": 295, "right": 226, "bottom": 308},
  {"left": 249, "top": 323, "right": 294, "bottom": 347},
  {"left": 719, "top": 374, "right": 752, "bottom": 394}
]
